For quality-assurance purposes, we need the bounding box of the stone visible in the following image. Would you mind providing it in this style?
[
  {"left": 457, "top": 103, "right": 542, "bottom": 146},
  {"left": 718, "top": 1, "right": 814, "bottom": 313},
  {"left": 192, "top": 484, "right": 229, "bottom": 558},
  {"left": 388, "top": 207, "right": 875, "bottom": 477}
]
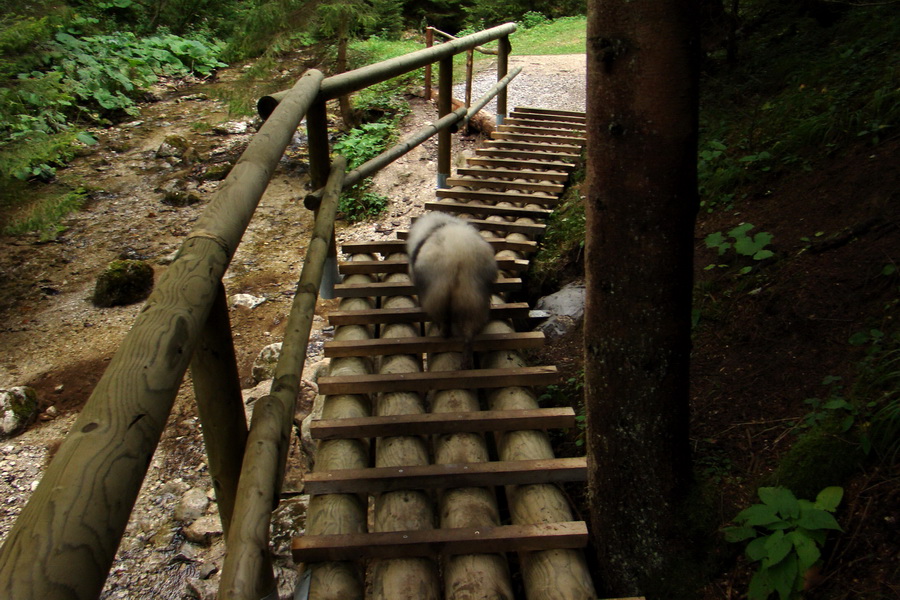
[
  {"left": 174, "top": 488, "right": 210, "bottom": 524},
  {"left": 182, "top": 515, "right": 223, "bottom": 545},
  {"left": 230, "top": 293, "right": 266, "bottom": 309},
  {"left": 251, "top": 343, "right": 282, "bottom": 383},
  {"left": 533, "top": 282, "right": 586, "bottom": 340},
  {"left": 0, "top": 387, "right": 39, "bottom": 439},
  {"left": 91, "top": 259, "right": 154, "bottom": 308}
]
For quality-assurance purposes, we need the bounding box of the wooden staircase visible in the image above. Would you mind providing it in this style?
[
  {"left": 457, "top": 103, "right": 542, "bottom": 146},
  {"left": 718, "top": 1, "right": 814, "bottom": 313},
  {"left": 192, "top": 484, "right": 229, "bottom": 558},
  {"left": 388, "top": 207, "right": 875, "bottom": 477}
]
[{"left": 293, "top": 107, "right": 597, "bottom": 599}]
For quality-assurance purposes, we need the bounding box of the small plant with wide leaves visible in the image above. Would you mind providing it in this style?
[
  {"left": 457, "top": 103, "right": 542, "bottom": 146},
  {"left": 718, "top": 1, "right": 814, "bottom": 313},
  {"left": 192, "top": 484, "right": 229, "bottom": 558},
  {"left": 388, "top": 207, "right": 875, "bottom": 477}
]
[{"left": 722, "top": 486, "right": 843, "bottom": 600}]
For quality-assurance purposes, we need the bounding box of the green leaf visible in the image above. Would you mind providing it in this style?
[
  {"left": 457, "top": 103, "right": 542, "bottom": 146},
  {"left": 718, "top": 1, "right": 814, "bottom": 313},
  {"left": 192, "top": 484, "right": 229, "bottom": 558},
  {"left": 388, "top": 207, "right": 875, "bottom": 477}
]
[
  {"left": 798, "top": 507, "right": 842, "bottom": 531},
  {"left": 729, "top": 222, "right": 755, "bottom": 238},
  {"left": 814, "top": 486, "right": 844, "bottom": 512},
  {"left": 767, "top": 552, "right": 800, "bottom": 600},
  {"left": 737, "top": 503, "right": 781, "bottom": 527},
  {"left": 75, "top": 131, "right": 97, "bottom": 145},
  {"left": 722, "top": 525, "right": 757, "bottom": 543},
  {"left": 763, "top": 530, "right": 792, "bottom": 565},
  {"left": 748, "top": 568, "right": 775, "bottom": 600},
  {"left": 754, "top": 249, "right": 775, "bottom": 260},
  {"left": 759, "top": 487, "right": 800, "bottom": 519},
  {"left": 787, "top": 531, "right": 821, "bottom": 572},
  {"left": 746, "top": 536, "right": 769, "bottom": 562}
]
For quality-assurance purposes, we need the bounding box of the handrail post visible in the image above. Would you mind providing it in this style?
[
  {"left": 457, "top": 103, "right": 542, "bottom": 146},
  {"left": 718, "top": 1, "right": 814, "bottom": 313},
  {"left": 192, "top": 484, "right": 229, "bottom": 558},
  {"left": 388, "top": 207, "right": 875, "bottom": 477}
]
[
  {"left": 424, "top": 27, "right": 434, "bottom": 101},
  {"left": 191, "top": 281, "right": 249, "bottom": 538},
  {"left": 306, "top": 99, "right": 339, "bottom": 299},
  {"left": 437, "top": 55, "right": 453, "bottom": 188},
  {"left": 497, "top": 35, "right": 511, "bottom": 125},
  {"left": 465, "top": 48, "right": 474, "bottom": 108}
]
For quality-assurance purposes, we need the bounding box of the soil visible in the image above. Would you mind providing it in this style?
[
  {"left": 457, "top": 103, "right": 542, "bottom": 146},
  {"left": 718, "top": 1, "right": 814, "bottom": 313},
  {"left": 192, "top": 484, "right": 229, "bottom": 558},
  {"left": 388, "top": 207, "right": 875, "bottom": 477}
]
[{"left": 1, "top": 46, "right": 898, "bottom": 599}]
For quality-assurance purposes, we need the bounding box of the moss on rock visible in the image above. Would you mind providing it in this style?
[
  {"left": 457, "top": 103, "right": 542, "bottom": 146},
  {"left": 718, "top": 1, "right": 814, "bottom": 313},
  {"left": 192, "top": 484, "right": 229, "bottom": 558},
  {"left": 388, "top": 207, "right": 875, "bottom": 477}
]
[{"left": 92, "top": 259, "right": 154, "bottom": 307}]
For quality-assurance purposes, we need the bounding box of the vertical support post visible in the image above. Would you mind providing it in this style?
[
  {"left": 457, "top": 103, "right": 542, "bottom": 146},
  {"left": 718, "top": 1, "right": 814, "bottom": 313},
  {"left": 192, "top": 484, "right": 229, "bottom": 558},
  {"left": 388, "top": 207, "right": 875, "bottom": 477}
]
[
  {"left": 191, "top": 282, "right": 249, "bottom": 538},
  {"left": 424, "top": 27, "right": 434, "bottom": 101},
  {"left": 497, "top": 35, "right": 511, "bottom": 126},
  {"left": 437, "top": 55, "right": 452, "bottom": 189},
  {"left": 307, "top": 99, "right": 339, "bottom": 298},
  {"left": 465, "top": 48, "right": 474, "bottom": 108}
]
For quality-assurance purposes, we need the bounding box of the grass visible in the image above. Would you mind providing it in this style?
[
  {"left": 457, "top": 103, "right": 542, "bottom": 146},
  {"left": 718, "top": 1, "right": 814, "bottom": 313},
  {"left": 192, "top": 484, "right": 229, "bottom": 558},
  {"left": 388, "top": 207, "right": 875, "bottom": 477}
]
[{"left": 2, "top": 186, "right": 89, "bottom": 241}]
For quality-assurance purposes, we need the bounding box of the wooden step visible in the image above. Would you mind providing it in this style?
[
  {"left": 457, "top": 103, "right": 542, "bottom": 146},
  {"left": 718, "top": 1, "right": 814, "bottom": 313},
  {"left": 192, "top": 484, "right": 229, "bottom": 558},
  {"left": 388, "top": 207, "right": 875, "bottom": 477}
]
[
  {"left": 503, "top": 117, "right": 586, "bottom": 131},
  {"left": 483, "top": 139, "right": 582, "bottom": 154},
  {"left": 292, "top": 521, "right": 588, "bottom": 563},
  {"left": 475, "top": 147, "right": 580, "bottom": 162},
  {"left": 341, "top": 237, "right": 537, "bottom": 255},
  {"left": 332, "top": 276, "right": 521, "bottom": 298},
  {"left": 491, "top": 131, "right": 587, "bottom": 145},
  {"left": 446, "top": 176, "right": 564, "bottom": 194},
  {"left": 466, "top": 156, "right": 575, "bottom": 171},
  {"left": 459, "top": 218, "right": 547, "bottom": 236},
  {"left": 511, "top": 107, "right": 586, "bottom": 122},
  {"left": 454, "top": 167, "right": 570, "bottom": 182},
  {"left": 309, "top": 406, "right": 576, "bottom": 439},
  {"left": 326, "top": 302, "right": 531, "bottom": 326},
  {"left": 338, "top": 256, "right": 529, "bottom": 276},
  {"left": 425, "top": 200, "right": 553, "bottom": 219},
  {"left": 317, "top": 365, "right": 559, "bottom": 395},
  {"left": 324, "top": 331, "right": 546, "bottom": 358},
  {"left": 497, "top": 124, "right": 585, "bottom": 138},
  {"left": 303, "top": 456, "right": 585, "bottom": 494},
  {"left": 435, "top": 188, "right": 560, "bottom": 207}
]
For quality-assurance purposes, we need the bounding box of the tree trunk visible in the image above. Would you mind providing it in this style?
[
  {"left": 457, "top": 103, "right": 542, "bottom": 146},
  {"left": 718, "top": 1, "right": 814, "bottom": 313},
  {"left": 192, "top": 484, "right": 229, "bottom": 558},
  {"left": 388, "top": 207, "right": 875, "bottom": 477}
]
[
  {"left": 584, "top": 0, "right": 699, "bottom": 596},
  {"left": 336, "top": 28, "right": 359, "bottom": 131}
]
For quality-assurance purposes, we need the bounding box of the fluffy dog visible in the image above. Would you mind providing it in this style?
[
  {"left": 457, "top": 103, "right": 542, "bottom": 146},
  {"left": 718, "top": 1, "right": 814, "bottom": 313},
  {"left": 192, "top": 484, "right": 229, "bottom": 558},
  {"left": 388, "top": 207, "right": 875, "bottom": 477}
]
[{"left": 407, "top": 212, "right": 498, "bottom": 368}]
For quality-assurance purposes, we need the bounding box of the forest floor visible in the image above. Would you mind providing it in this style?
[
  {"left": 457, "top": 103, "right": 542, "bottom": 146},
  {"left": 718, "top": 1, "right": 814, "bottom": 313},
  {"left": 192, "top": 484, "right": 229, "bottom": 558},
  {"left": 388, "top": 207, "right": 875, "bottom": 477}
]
[{"left": 0, "top": 48, "right": 897, "bottom": 599}]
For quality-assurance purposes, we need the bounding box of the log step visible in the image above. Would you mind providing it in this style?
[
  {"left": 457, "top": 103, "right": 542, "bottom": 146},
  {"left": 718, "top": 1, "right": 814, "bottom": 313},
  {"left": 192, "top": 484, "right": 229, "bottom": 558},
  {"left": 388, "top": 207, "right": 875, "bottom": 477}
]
[
  {"left": 497, "top": 124, "right": 585, "bottom": 138},
  {"left": 317, "top": 365, "right": 559, "bottom": 395},
  {"left": 445, "top": 176, "right": 564, "bottom": 194},
  {"left": 424, "top": 200, "right": 553, "bottom": 219},
  {"left": 303, "top": 456, "right": 586, "bottom": 495},
  {"left": 454, "top": 167, "right": 571, "bottom": 182},
  {"left": 503, "top": 117, "right": 586, "bottom": 131},
  {"left": 511, "top": 107, "right": 587, "bottom": 121},
  {"left": 324, "top": 331, "right": 546, "bottom": 357},
  {"left": 341, "top": 237, "right": 537, "bottom": 255},
  {"left": 491, "top": 131, "right": 587, "bottom": 145},
  {"left": 292, "top": 521, "right": 589, "bottom": 563},
  {"left": 326, "top": 302, "right": 532, "bottom": 326},
  {"left": 338, "top": 256, "right": 529, "bottom": 275},
  {"left": 475, "top": 147, "right": 580, "bottom": 162},
  {"left": 466, "top": 156, "right": 575, "bottom": 171},
  {"left": 332, "top": 276, "right": 521, "bottom": 298},
  {"left": 309, "top": 406, "right": 576, "bottom": 439},
  {"left": 435, "top": 188, "right": 560, "bottom": 207},
  {"left": 482, "top": 139, "right": 582, "bottom": 154}
]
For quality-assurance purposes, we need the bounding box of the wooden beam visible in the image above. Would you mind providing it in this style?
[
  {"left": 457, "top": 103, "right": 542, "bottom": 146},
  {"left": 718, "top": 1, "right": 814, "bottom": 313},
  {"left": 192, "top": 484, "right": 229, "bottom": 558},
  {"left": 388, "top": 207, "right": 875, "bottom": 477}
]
[
  {"left": 466, "top": 156, "right": 576, "bottom": 171},
  {"left": 475, "top": 147, "right": 580, "bottom": 161},
  {"left": 303, "top": 457, "right": 587, "bottom": 495},
  {"left": 340, "top": 237, "right": 538, "bottom": 255},
  {"left": 455, "top": 167, "right": 570, "bottom": 182},
  {"left": 483, "top": 139, "right": 582, "bottom": 154},
  {"left": 326, "top": 302, "right": 531, "bottom": 326},
  {"left": 457, "top": 218, "right": 547, "bottom": 236},
  {"left": 446, "top": 176, "right": 564, "bottom": 194},
  {"left": 317, "top": 365, "right": 560, "bottom": 395},
  {"left": 332, "top": 276, "right": 521, "bottom": 298},
  {"left": 497, "top": 124, "right": 585, "bottom": 138},
  {"left": 324, "top": 331, "right": 545, "bottom": 357},
  {"left": 503, "top": 117, "right": 586, "bottom": 130},
  {"left": 491, "top": 131, "right": 587, "bottom": 145},
  {"left": 338, "top": 256, "right": 529, "bottom": 275},
  {"left": 309, "top": 407, "right": 577, "bottom": 440},
  {"left": 292, "top": 521, "right": 589, "bottom": 562},
  {"left": 435, "top": 188, "right": 560, "bottom": 207},
  {"left": 425, "top": 201, "right": 552, "bottom": 220}
]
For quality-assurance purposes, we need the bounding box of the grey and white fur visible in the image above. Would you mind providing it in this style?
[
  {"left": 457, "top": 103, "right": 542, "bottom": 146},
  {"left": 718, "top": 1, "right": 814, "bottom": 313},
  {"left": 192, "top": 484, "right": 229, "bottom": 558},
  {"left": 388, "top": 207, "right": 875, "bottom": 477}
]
[{"left": 407, "top": 212, "right": 498, "bottom": 368}]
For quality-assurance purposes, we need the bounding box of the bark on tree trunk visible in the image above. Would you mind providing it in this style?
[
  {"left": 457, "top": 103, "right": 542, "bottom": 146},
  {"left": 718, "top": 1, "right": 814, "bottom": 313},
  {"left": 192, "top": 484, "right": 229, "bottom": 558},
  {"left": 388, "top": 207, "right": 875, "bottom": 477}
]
[
  {"left": 337, "top": 30, "right": 359, "bottom": 131},
  {"left": 584, "top": 0, "right": 700, "bottom": 596}
]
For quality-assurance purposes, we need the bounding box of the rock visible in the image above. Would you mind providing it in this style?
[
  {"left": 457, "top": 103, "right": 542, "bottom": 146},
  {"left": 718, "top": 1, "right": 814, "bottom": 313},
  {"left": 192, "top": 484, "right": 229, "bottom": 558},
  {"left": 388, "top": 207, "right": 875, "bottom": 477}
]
[
  {"left": 230, "top": 293, "right": 266, "bottom": 309},
  {"left": 212, "top": 121, "right": 251, "bottom": 135},
  {"left": 174, "top": 488, "right": 210, "bottom": 524},
  {"left": 0, "top": 387, "right": 39, "bottom": 439},
  {"left": 182, "top": 515, "right": 223, "bottom": 545},
  {"left": 161, "top": 190, "right": 202, "bottom": 207},
  {"left": 156, "top": 135, "right": 190, "bottom": 158},
  {"left": 186, "top": 577, "right": 217, "bottom": 600},
  {"left": 91, "top": 259, "right": 154, "bottom": 307},
  {"left": 197, "top": 561, "right": 219, "bottom": 580},
  {"left": 202, "top": 163, "right": 232, "bottom": 181},
  {"left": 533, "top": 282, "right": 585, "bottom": 340},
  {"left": 251, "top": 343, "right": 282, "bottom": 383}
]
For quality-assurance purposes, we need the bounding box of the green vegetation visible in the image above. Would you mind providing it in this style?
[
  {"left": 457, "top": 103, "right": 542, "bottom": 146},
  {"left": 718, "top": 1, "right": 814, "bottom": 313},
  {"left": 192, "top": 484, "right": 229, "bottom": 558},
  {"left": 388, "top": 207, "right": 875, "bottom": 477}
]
[
  {"left": 723, "top": 486, "right": 843, "bottom": 600},
  {"left": 2, "top": 186, "right": 90, "bottom": 240},
  {"left": 92, "top": 259, "right": 154, "bottom": 307}
]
